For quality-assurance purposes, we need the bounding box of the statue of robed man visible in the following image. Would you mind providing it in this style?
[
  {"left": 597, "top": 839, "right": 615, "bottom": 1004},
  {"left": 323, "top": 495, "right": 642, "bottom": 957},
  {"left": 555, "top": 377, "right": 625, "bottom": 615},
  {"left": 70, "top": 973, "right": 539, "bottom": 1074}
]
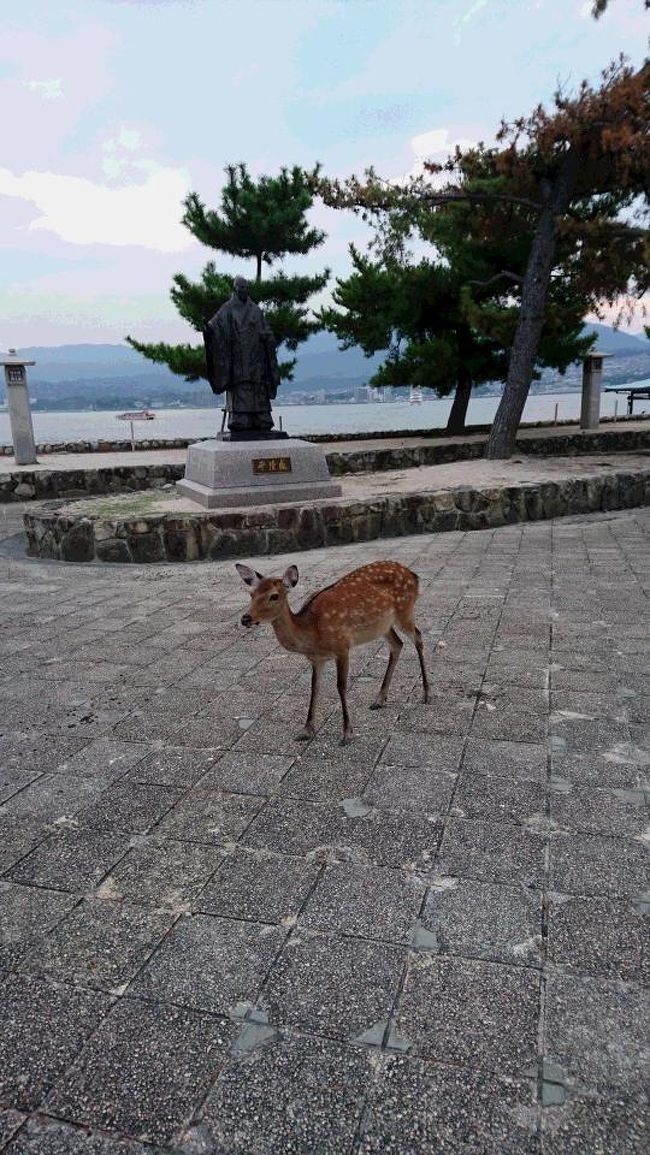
[{"left": 203, "top": 276, "right": 282, "bottom": 437}]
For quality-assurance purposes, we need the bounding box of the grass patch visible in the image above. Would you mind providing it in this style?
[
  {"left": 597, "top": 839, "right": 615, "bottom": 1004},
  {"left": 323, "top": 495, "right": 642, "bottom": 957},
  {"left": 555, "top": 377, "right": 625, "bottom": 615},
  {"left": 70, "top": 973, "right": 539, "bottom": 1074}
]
[{"left": 65, "top": 489, "right": 181, "bottom": 519}]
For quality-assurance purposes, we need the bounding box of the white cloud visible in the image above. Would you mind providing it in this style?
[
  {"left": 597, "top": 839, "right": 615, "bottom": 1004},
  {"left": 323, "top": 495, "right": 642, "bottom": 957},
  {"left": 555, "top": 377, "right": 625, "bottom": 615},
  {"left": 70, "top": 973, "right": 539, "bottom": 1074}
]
[
  {"left": 24, "top": 78, "right": 63, "bottom": 100},
  {"left": 401, "top": 127, "right": 478, "bottom": 182},
  {"left": 0, "top": 165, "right": 194, "bottom": 252}
]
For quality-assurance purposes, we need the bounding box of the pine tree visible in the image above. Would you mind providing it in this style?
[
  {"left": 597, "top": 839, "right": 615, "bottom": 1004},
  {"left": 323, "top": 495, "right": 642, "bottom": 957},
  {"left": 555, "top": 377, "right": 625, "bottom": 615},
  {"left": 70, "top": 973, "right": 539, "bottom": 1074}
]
[
  {"left": 311, "top": 59, "right": 648, "bottom": 457},
  {"left": 127, "top": 163, "right": 329, "bottom": 384},
  {"left": 319, "top": 151, "right": 592, "bottom": 434}
]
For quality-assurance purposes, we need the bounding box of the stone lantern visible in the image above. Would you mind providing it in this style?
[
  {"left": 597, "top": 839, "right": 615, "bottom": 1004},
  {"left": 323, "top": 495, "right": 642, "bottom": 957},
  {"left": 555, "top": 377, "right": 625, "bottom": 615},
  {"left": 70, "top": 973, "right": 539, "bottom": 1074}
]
[
  {"left": 0, "top": 349, "right": 38, "bottom": 464},
  {"left": 580, "top": 351, "right": 612, "bottom": 432}
]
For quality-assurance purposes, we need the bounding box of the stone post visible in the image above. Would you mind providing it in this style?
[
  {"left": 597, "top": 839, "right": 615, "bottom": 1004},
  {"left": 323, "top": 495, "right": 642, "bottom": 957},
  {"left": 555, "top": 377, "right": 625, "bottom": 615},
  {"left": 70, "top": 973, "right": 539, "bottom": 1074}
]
[
  {"left": 1, "top": 349, "right": 37, "bottom": 464},
  {"left": 580, "top": 352, "right": 611, "bottom": 432}
]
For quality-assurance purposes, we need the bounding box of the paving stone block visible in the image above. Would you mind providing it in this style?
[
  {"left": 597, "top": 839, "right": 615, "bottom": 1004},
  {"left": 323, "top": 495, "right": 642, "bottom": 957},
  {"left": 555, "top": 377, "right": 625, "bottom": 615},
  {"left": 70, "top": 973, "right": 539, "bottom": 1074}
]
[
  {"left": 0, "top": 734, "right": 90, "bottom": 776},
  {"left": 358, "top": 1056, "right": 540, "bottom": 1154},
  {"left": 156, "top": 788, "right": 265, "bottom": 846},
  {"left": 453, "top": 772, "right": 546, "bottom": 825},
  {"left": 542, "top": 1089, "right": 650, "bottom": 1154},
  {"left": 0, "top": 882, "right": 76, "bottom": 970},
  {"left": 363, "top": 764, "right": 457, "bottom": 815},
  {"left": 0, "top": 817, "right": 47, "bottom": 875},
  {"left": 23, "top": 896, "right": 174, "bottom": 992},
  {"left": 244, "top": 797, "right": 442, "bottom": 871},
  {"left": 125, "top": 744, "right": 219, "bottom": 787},
  {"left": 0, "top": 971, "right": 110, "bottom": 1111},
  {"left": 201, "top": 751, "right": 296, "bottom": 796},
  {"left": 261, "top": 929, "right": 405, "bottom": 1042},
  {"left": 0, "top": 1109, "right": 25, "bottom": 1150},
  {"left": 100, "top": 838, "right": 224, "bottom": 909},
  {"left": 53, "top": 739, "right": 148, "bottom": 782},
  {"left": 75, "top": 782, "right": 183, "bottom": 834},
  {"left": 3, "top": 1117, "right": 159, "bottom": 1154},
  {"left": 470, "top": 702, "right": 547, "bottom": 744},
  {"left": 395, "top": 954, "right": 540, "bottom": 1075},
  {"left": 440, "top": 818, "right": 547, "bottom": 887},
  {"left": 463, "top": 738, "right": 548, "bottom": 782},
  {"left": 550, "top": 832, "right": 648, "bottom": 898},
  {"left": 545, "top": 973, "right": 650, "bottom": 1094},
  {"left": 0, "top": 767, "right": 42, "bottom": 805},
  {"left": 379, "top": 732, "right": 464, "bottom": 772},
  {"left": 549, "top": 718, "right": 631, "bottom": 756},
  {"left": 549, "top": 782, "right": 648, "bottom": 837},
  {"left": 275, "top": 755, "right": 375, "bottom": 803},
  {"left": 8, "top": 830, "right": 130, "bottom": 892},
  {"left": 197, "top": 849, "right": 319, "bottom": 923},
  {"left": 547, "top": 893, "right": 649, "bottom": 983},
  {"left": 0, "top": 774, "right": 110, "bottom": 824},
  {"left": 301, "top": 863, "right": 426, "bottom": 943},
  {"left": 197, "top": 1033, "right": 373, "bottom": 1155},
  {"left": 550, "top": 749, "right": 650, "bottom": 790},
  {"left": 421, "top": 877, "right": 543, "bottom": 967},
  {"left": 550, "top": 691, "right": 626, "bottom": 721},
  {"left": 397, "top": 694, "right": 476, "bottom": 736},
  {"left": 130, "top": 912, "right": 285, "bottom": 1014},
  {"left": 45, "top": 997, "right": 234, "bottom": 1145}
]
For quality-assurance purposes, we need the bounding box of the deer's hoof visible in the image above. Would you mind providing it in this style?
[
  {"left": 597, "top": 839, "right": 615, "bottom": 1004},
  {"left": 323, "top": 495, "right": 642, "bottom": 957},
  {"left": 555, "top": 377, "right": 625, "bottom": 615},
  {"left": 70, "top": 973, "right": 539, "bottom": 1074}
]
[
  {"left": 295, "top": 728, "right": 315, "bottom": 742},
  {"left": 369, "top": 699, "right": 385, "bottom": 711},
  {"left": 340, "top": 732, "right": 354, "bottom": 746},
  {"left": 423, "top": 691, "right": 431, "bottom": 705}
]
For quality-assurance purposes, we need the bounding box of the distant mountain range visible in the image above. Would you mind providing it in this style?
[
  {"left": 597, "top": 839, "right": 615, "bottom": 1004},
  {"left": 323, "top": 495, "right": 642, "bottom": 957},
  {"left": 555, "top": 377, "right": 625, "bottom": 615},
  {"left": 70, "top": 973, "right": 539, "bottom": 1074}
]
[{"left": 1, "top": 322, "right": 647, "bottom": 410}]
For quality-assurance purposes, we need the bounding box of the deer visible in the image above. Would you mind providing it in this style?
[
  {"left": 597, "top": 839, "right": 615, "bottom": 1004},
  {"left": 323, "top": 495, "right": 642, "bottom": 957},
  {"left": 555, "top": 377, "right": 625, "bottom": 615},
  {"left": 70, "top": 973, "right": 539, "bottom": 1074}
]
[{"left": 236, "top": 560, "right": 429, "bottom": 744}]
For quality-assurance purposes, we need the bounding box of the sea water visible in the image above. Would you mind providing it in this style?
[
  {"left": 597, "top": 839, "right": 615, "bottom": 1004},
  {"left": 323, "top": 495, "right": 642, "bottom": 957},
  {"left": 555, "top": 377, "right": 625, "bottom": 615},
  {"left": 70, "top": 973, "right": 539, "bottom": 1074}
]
[{"left": 0, "top": 388, "right": 646, "bottom": 447}]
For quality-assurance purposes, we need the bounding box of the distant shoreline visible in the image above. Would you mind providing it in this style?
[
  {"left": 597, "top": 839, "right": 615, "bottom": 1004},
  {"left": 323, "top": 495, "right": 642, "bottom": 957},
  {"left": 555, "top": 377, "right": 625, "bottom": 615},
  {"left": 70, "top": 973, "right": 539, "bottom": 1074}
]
[{"left": 1, "top": 385, "right": 588, "bottom": 415}]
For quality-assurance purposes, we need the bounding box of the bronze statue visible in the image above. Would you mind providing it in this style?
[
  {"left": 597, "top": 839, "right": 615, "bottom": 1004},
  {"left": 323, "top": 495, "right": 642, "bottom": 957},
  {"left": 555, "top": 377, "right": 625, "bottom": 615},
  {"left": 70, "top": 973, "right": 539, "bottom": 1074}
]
[{"left": 203, "top": 276, "right": 282, "bottom": 439}]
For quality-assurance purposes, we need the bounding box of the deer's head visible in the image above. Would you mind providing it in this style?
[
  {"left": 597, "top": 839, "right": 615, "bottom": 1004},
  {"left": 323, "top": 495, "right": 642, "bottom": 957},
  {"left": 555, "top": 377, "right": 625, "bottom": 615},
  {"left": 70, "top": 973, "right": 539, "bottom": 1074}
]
[{"left": 236, "top": 563, "right": 299, "bottom": 627}]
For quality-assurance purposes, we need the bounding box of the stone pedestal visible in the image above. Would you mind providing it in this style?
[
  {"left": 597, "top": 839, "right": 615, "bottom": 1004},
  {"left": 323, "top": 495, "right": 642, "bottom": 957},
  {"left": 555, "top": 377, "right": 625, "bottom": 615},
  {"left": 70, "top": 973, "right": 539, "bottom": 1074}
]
[{"left": 176, "top": 437, "right": 342, "bottom": 509}]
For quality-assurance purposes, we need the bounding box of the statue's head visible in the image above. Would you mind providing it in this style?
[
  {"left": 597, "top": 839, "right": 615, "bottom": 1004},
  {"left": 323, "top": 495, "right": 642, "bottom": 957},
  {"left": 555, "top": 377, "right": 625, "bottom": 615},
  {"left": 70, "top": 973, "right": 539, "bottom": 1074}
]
[{"left": 233, "top": 276, "right": 249, "bottom": 302}]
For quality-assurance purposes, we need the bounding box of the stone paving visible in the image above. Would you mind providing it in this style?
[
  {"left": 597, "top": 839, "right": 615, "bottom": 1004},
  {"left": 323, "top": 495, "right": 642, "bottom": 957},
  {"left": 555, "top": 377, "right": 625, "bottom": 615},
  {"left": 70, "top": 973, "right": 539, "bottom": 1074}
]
[{"left": 0, "top": 506, "right": 648, "bottom": 1153}]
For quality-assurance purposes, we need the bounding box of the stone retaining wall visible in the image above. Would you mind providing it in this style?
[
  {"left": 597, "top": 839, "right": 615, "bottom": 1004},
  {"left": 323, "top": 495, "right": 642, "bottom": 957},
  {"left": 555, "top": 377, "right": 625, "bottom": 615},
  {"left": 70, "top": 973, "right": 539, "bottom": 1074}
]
[
  {"left": 3, "top": 426, "right": 650, "bottom": 504},
  {"left": 0, "top": 437, "right": 191, "bottom": 457},
  {"left": 23, "top": 468, "right": 650, "bottom": 563},
  {"left": 2, "top": 463, "right": 184, "bottom": 503}
]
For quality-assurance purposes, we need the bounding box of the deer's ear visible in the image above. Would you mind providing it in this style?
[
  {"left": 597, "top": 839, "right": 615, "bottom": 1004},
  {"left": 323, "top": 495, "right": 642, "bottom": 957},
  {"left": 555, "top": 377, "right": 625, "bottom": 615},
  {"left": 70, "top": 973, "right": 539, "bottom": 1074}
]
[
  {"left": 236, "top": 563, "right": 263, "bottom": 590},
  {"left": 282, "top": 565, "right": 299, "bottom": 589}
]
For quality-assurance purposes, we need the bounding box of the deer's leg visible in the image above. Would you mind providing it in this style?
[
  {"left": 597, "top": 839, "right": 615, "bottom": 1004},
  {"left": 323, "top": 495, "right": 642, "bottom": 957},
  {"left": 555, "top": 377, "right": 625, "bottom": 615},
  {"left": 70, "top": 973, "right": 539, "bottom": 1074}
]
[
  {"left": 398, "top": 614, "right": 430, "bottom": 704},
  {"left": 371, "top": 628, "right": 403, "bottom": 710},
  {"left": 336, "top": 652, "right": 353, "bottom": 744},
  {"left": 296, "top": 662, "right": 322, "bottom": 741},
  {"left": 413, "top": 624, "right": 430, "bottom": 703}
]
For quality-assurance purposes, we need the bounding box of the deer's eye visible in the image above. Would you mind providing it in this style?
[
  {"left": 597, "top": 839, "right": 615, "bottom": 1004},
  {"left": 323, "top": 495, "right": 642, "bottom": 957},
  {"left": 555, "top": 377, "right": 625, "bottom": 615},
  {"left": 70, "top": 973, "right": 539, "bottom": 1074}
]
[{"left": 269, "top": 593, "right": 280, "bottom": 602}]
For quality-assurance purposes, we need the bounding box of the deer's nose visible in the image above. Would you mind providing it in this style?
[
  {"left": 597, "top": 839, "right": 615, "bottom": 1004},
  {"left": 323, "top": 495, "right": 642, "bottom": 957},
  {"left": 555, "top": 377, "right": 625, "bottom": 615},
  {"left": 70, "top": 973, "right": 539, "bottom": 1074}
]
[{"left": 241, "top": 613, "right": 253, "bottom": 628}]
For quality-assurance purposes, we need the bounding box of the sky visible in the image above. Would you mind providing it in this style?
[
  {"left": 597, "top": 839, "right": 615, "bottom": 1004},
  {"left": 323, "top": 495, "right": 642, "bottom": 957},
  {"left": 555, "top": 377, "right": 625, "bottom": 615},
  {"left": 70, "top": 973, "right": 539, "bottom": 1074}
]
[{"left": 0, "top": 0, "right": 647, "bottom": 349}]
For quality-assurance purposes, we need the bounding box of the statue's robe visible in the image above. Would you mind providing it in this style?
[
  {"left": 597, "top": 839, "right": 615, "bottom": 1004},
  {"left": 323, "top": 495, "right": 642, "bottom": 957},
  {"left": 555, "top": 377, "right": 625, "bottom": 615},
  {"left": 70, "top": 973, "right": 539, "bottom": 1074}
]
[{"left": 204, "top": 294, "right": 280, "bottom": 432}]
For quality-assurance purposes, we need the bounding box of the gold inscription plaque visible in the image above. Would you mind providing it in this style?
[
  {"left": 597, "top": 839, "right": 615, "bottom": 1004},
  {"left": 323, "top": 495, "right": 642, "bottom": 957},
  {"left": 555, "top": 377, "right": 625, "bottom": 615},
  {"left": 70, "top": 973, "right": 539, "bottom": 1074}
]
[{"left": 252, "top": 456, "right": 292, "bottom": 475}]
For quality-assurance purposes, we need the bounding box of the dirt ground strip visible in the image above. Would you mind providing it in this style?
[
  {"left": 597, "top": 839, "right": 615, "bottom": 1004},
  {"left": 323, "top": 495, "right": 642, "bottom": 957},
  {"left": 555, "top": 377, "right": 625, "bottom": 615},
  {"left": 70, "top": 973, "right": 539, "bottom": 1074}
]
[{"left": 0, "top": 506, "right": 648, "bottom": 1153}]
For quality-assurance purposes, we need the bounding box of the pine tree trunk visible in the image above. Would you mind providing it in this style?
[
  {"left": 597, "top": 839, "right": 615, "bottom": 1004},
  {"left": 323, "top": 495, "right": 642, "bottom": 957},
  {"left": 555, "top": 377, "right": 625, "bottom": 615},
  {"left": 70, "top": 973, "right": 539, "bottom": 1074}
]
[
  {"left": 256, "top": 253, "right": 263, "bottom": 284},
  {"left": 484, "top": 149, "right": 580, "bottom": 460},
  {"left": 446, "top": 372, "right": 472, "bottom": 434}
]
